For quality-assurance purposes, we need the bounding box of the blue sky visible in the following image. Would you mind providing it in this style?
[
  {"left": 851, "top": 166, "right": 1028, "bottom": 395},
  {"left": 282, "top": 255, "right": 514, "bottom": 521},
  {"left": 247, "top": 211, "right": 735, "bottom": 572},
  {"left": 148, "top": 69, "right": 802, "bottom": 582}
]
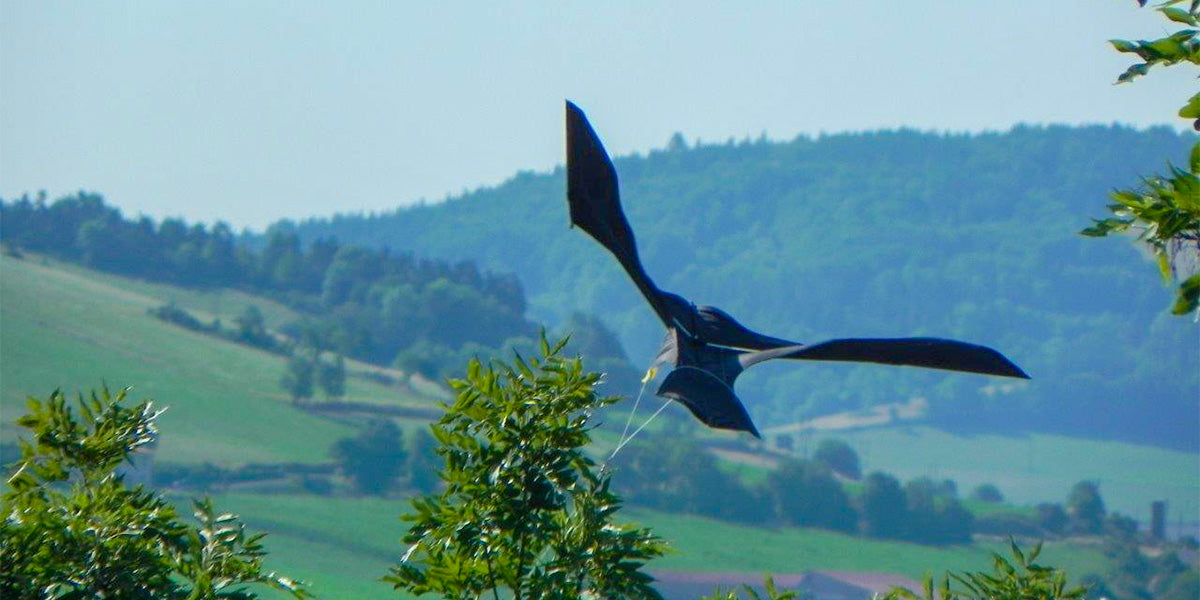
[{"left": 2, "top": 1, "right": 1194, "bottom": 229}]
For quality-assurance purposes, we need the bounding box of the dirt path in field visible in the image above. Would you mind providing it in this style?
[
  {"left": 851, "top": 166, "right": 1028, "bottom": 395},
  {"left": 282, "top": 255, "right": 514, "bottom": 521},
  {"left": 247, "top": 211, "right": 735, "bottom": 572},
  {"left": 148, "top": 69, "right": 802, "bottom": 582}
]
[{"left": 761, "top": 397, "right": 928, "bottom": 437}]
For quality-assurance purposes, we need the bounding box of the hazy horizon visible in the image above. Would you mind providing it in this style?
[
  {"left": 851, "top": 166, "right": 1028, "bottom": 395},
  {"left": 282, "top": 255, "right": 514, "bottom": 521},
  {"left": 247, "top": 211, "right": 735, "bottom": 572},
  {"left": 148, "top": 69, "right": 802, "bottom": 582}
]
[{"left": 3, "top": 1, "right": 1196, "bottom": 230}]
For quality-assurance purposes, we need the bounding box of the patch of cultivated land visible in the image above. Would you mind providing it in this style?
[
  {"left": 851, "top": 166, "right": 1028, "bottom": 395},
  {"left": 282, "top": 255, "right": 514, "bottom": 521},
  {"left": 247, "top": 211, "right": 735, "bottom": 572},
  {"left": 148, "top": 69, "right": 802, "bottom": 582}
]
[
  {"left": 786, "top": 425, "right": 1199, "bottom": 522},
  {"left": 0, "top": 254, "right": 440, "bottom": 464}
]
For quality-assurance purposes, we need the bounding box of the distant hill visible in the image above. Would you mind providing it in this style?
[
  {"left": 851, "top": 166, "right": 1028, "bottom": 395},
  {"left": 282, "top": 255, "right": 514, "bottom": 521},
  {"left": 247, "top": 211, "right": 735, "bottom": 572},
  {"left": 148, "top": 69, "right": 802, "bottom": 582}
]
[{"left": 290, "top": 124, "right": 1200, "bottom": 450}]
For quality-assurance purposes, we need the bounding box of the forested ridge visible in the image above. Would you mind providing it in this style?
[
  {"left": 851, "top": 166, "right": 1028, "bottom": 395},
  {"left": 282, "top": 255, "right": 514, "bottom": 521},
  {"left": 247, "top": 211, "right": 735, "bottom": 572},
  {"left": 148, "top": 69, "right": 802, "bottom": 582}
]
[{"left": 290, "top": 124, "right": 1199, "bottom": 450}]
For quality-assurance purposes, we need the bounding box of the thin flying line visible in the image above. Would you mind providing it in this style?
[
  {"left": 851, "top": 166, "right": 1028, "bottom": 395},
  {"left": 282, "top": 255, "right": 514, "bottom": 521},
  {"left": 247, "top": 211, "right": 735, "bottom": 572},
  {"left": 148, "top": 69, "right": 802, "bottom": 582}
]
[{"left": 608, "top": 397, "right": 673, "bottom": 460}]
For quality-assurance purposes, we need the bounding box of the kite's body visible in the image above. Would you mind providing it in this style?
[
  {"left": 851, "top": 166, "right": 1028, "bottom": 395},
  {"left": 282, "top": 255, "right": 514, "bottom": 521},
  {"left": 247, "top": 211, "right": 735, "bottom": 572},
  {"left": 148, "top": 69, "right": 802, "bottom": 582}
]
[{"left": 565, "top": 100, "right": 1028, "bottom": 438}]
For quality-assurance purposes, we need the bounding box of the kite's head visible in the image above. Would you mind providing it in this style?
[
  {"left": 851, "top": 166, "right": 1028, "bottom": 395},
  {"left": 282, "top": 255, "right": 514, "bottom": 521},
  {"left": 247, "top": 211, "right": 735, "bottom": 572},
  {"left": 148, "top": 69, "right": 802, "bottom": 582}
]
[{"left": 659, "top": 291, "right": 699, "bottom": 338}]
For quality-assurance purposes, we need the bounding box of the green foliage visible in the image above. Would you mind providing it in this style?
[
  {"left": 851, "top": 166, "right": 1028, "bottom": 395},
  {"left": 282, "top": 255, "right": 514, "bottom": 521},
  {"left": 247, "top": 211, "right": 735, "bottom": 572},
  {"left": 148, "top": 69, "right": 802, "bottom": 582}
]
[
  {"left": 330, "top": 418, "right": 406, "bottom": 495},
  {"left": 812, "top": 438, "right": 861, "bottom": 480},
  {"left": 1065, "top": 481, "right": 1106, "bottom": 535},
  {"left": 150, "top": 301, "right": 286, "bottom": 355},
  {"left": 612, "top": 439, "right": 762, "bottom": 523},
  {"left": 765, "top": 459, "right": 857, "bottom": 532},
  {"left": 149, "top": 300, "right": 216, "bottom": 333},
  {"left": 281, "top": 353, "right": 315, "bottom": 403},
  {"left": 859, "top": 472, "right": 908, "bottom": 540},
  {"left": 699, "top": 576, "right": 798, "bottom": 600},
  {"left": 316, "top": 353, "right": 346, "bottom": 399},
  {"left": 0, "top": 387, "right": 310, "bottom": 599},
  {"left": 282, "top": 346, "right": 346, "bottom": 402},
  {"left": 1081, "top": 157, "right": 1200, "bottom": 316},
  {"left": 1086, "top": 1, "right": 1200, "bottom": 317},
  {"left": 902, "top": 478, "right": 974, "bottom": 545},
  {"left": 1108, "top": 0, "right": 1200, "bottom": 126},
  {"left": 385, "top": 336, "right": 667, "bottom": 600},
  {"left": 1036, "top": 503, "right": 1068, "bottom": 536},
  {"left": 407, "top": 427, "right": 440, "bottom": 494},
  {"left": 970, "top": 483, "right": 1005, "bottom": 504},
  {"left": 883, "top": 540, "right": 1086, "bottom": 600},
  {"left": 233, "top": 304, "right": 278, "bottom": 351}
]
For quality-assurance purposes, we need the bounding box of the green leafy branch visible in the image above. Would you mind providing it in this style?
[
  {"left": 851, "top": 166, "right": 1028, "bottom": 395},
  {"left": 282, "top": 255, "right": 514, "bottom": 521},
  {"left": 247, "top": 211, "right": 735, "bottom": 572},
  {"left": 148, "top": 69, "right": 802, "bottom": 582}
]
[
  {"left": 1082, "top": 144, "right": 1200, "bottom": 315},
  {"left": 1110, "top": 0, "right": 1200, "bottom": 127},
  {"left": 1084, "top": 0, "right": 1200, "bottom": 317},
  {"left": 1, "top": 387, "right": 311, "bottom": 599},
  {"left": 882, "top": 540, "right": 1087, "bottom": 600},
  {"left": 385, "top": 334, "right": 667, "bottom": 600}
]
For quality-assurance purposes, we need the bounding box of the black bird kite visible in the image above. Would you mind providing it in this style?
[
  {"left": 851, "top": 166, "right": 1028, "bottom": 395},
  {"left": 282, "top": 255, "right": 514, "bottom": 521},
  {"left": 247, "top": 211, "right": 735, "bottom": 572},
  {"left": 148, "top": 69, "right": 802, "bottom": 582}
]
[{"left": 565, "top": 100, "right": 1029, "bottom": 438}]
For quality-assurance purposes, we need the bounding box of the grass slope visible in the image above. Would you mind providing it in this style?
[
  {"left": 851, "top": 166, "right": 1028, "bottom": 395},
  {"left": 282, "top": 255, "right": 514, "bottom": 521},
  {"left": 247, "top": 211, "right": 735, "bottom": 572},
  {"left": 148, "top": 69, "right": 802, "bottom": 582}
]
[{"left": 0, "top": 253, "right": 435, "bottom": 464}]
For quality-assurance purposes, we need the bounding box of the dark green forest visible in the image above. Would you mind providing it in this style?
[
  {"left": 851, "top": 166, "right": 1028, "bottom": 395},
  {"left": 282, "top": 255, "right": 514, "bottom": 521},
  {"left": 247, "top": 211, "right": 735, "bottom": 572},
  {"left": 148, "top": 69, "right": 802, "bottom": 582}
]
[{"left": 290, "top": 125, "right": 1199, "bottom": 450}]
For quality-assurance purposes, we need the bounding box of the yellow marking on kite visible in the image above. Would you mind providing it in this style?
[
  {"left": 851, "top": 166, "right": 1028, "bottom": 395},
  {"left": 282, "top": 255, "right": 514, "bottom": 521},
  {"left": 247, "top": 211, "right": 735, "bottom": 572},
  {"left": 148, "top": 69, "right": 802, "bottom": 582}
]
[{"left": 641, "top": 366, "right": 658, "bottom": 383}]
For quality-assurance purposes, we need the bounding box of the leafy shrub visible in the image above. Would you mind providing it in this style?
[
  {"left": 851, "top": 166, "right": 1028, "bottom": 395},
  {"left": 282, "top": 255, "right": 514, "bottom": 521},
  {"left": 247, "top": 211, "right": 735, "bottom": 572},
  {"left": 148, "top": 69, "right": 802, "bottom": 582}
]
[
  {"left": 970, "top": 483, "right": 1005, "bottom": 503},
  {"left": 386, "top": 336, "right": 666, "bottom": 600},
  {"left": 883, "top": 541, "right": 1085, "bottom": 600},
  {"left": 813, "top": 438, "right": 861, "bottom": 480},
  {"left": 1, "top": 387, "right": 309, "bottom": 599},
  {"left": 148, "top": 301, "right": 214, "bottom": 332},
  {"left": 331, "top": 419, "right": 406, "bottom": 495}
]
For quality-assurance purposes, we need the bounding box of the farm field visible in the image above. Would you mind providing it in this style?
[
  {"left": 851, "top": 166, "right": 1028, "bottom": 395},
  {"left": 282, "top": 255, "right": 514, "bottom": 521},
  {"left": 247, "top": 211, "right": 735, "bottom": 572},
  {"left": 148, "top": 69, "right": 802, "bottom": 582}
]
[
  {"left": 0, "top": 253, "right": 439, "bottom": 464},
  {"left": 794, "top": 426, "right": 1199, "bottom": 522}
]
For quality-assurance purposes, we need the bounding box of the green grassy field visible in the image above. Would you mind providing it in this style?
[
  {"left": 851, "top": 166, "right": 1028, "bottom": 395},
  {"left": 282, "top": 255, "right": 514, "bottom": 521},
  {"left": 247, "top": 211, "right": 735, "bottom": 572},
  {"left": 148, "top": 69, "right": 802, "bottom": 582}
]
[
  {"left": 0, "top": 254, "right": 437, "bottom": 464},
  {"left": 791, "top": 426, "right": 1199, "bottom": 522}
]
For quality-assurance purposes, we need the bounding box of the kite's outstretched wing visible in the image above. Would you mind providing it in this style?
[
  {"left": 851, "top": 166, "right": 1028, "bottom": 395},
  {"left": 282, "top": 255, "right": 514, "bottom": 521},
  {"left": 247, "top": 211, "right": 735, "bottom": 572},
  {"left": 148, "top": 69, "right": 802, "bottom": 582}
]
[
  {"left": 780, "top": 337, "right": 1030, "bottom": 379},
  {"left": 567, "top": 100, "right": 683, "bottom": 328},
  {"left": 657, "top": 366, "right": 761, "bottom": 437}
]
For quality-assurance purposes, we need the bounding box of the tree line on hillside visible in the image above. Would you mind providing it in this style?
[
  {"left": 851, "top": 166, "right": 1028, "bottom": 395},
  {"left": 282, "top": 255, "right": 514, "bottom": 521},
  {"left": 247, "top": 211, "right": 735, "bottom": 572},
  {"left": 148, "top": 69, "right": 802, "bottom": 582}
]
[
  {"left": 610, "top": 436, "right": 1160, "bottom": 549},
  {"left": 613, "top": 437, "right": 974, "bottom": 545},
  {"left": 0, "top": 192, "right": 639, "bottom": 388},
  {"left": 290, "top": 125, "right": 1199, "bottom": 451}
]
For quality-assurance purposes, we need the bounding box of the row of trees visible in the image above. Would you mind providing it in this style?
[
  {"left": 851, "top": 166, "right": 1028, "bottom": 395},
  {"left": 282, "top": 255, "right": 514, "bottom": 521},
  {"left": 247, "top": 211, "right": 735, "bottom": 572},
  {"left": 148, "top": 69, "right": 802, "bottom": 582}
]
[
  {"left": 611, "top": 439, "right": 974, "bottom": 545},
  {"left": 330, "top": 419, "right": 439, "bottom": 495},
  {"left": 281, "top": 350, "right": 347, "bottom": 402}
]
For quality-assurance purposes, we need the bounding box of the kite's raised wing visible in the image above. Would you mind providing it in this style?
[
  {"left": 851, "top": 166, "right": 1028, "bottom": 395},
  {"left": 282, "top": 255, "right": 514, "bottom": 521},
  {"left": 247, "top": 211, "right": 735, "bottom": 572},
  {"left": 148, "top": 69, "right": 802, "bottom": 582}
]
[
  {"left": 567, "top": 100, "right": 684, "bottom": 329},
  {"left": 781, "top": 337, "right": 1030, "bottom": 379}
]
